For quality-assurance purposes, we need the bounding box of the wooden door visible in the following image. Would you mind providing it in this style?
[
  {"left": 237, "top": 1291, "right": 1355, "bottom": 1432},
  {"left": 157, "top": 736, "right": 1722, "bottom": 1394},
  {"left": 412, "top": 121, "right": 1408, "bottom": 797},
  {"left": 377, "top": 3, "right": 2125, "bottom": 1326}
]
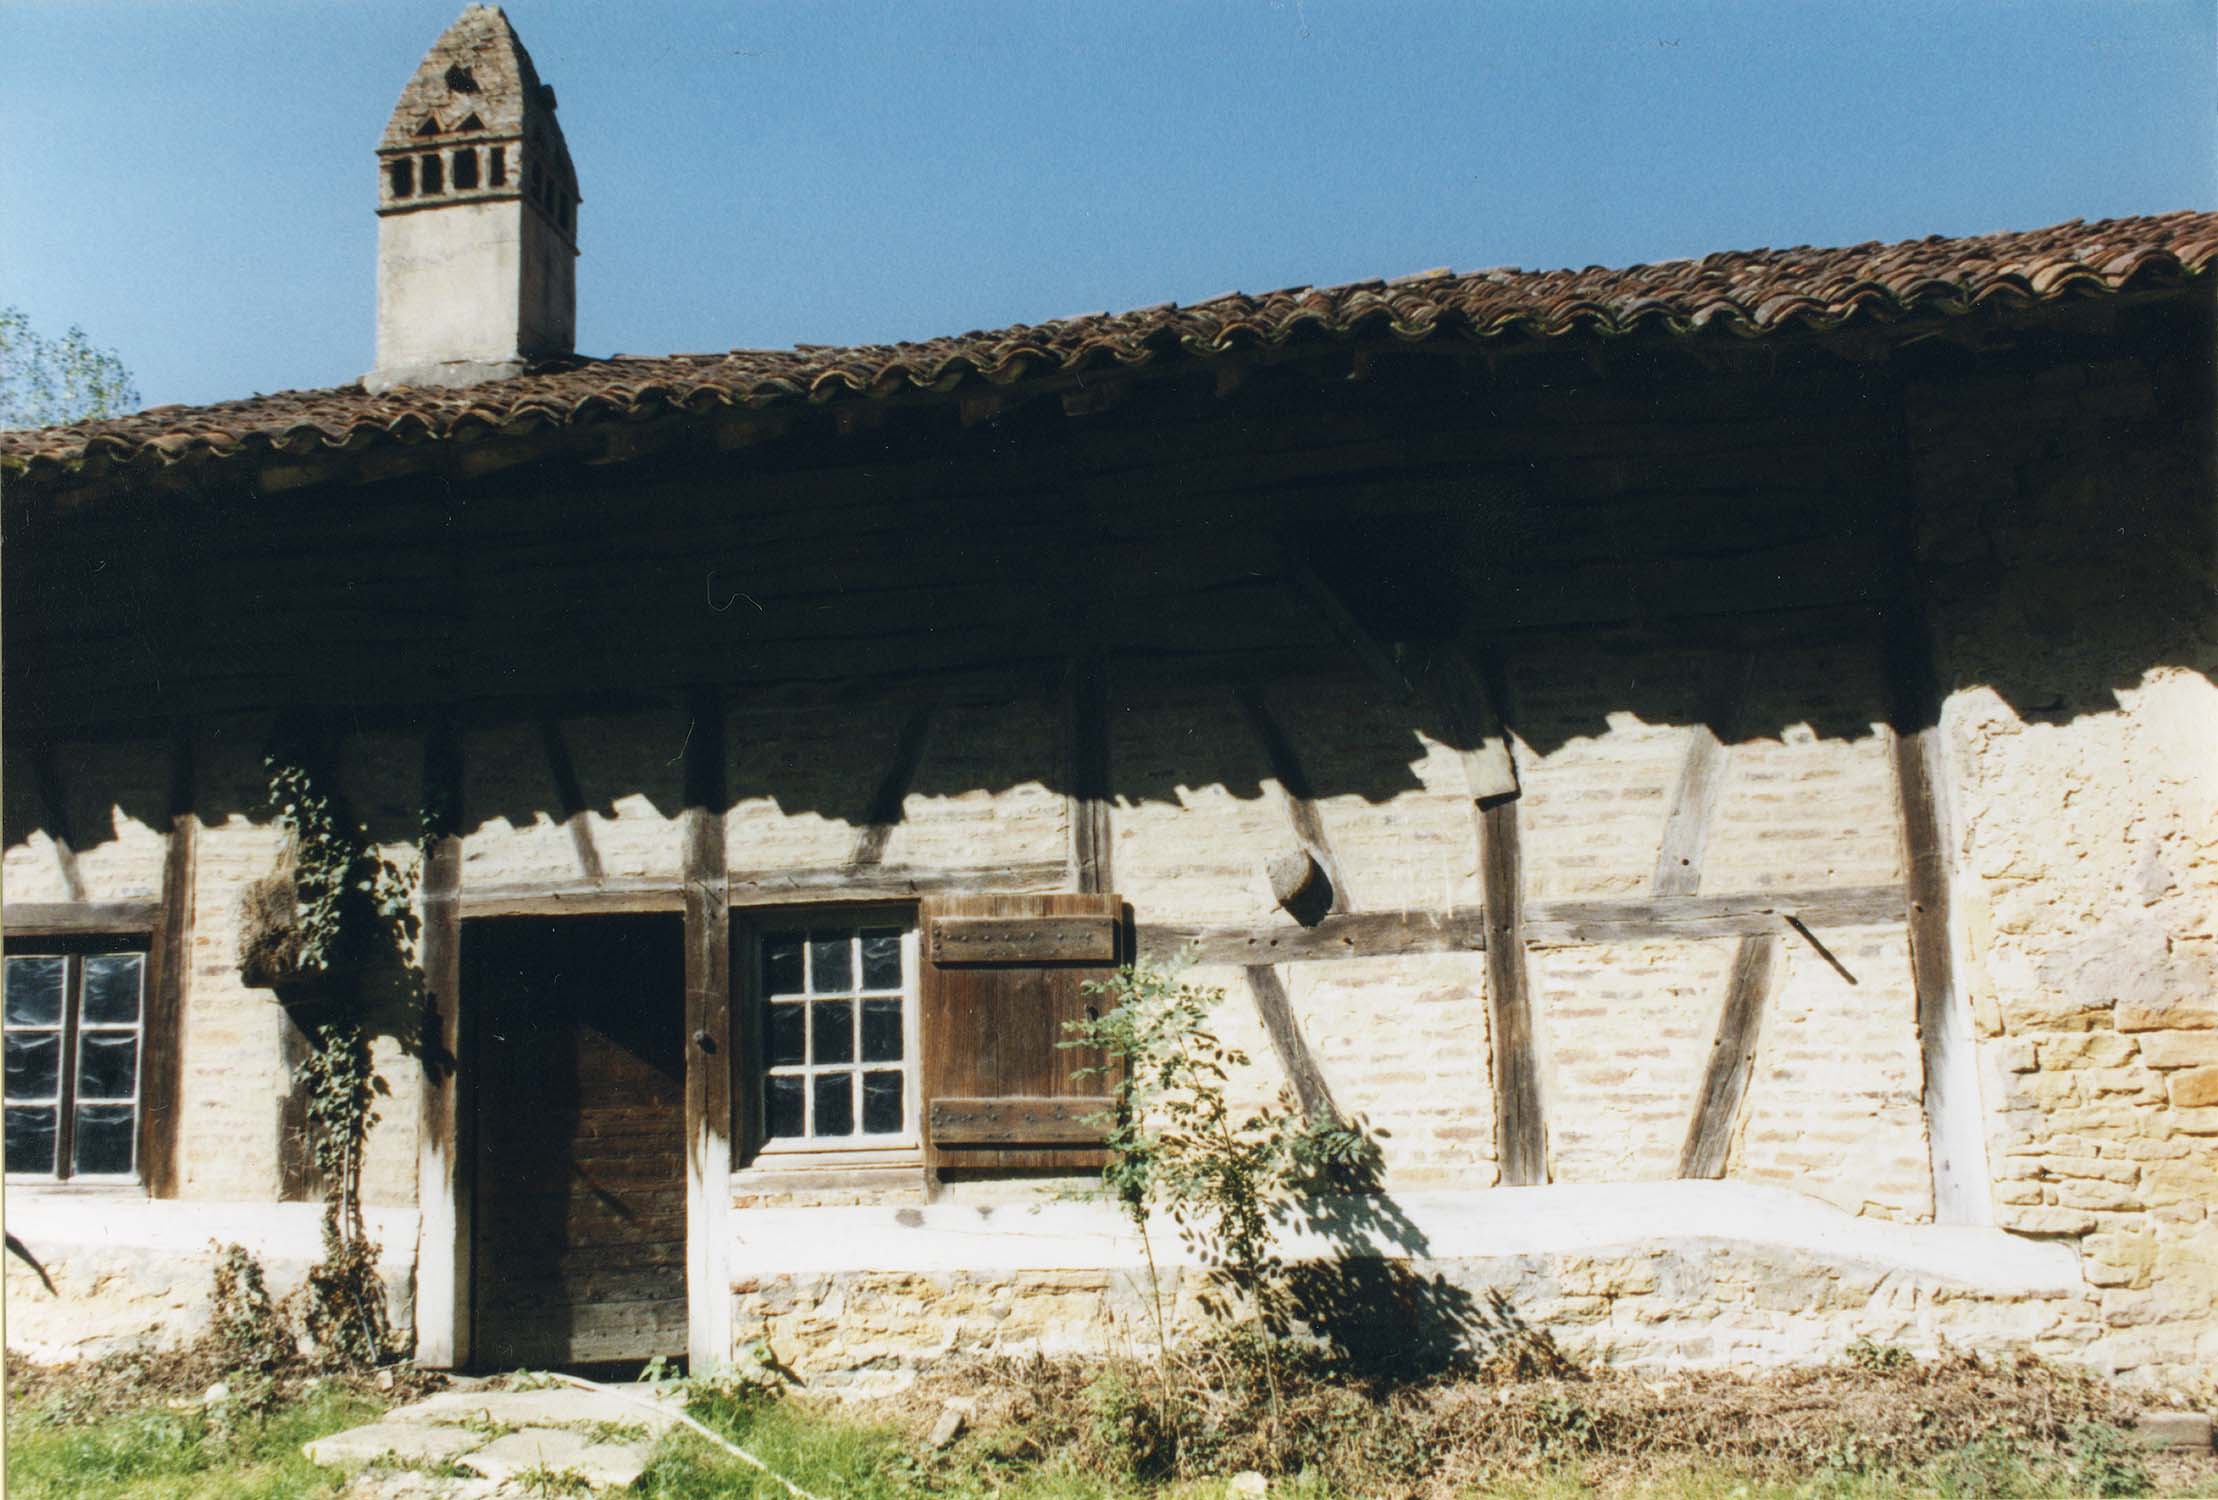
[{"left": 466, "top": 914, "right": 688, "bottom": 1369}]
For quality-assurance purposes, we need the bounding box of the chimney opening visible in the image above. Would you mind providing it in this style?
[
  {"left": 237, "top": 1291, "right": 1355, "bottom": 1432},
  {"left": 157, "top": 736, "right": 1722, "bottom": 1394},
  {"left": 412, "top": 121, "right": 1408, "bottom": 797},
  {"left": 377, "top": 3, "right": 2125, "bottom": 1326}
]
[
  {"left": 388, "top": 158, "right": 415, "bottom": 198},
  {"left": 420, "top": 152, "right": 444, "bottom": 193},
  {"left": 488, "top": 145, "right": 507, "bottom": 185},
  {"left": 452, "top": 147, "right": 479, "bottom": 190}
]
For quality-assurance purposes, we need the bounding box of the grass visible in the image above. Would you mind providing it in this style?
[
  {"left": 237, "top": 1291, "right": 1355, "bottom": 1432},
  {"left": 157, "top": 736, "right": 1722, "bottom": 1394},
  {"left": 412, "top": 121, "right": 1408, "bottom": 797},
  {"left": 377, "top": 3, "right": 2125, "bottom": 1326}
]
[
  {"left": 4, "top": 1384, "right": 383, "bottom": 1500},
  {"left": 4, "top": 1350, "right": 2199, "bottom": 1500}
]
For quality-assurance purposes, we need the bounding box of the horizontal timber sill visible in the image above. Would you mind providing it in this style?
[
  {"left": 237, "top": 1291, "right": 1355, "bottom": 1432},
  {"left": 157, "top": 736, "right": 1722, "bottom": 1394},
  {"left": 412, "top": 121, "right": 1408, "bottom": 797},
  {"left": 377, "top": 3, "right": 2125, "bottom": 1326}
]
[
  {"left": 456, "top": 861, "right": 1072, "bottom": 917},
  {"left": 1140, "top": 884, "right": 1903, "bottom": 965}
]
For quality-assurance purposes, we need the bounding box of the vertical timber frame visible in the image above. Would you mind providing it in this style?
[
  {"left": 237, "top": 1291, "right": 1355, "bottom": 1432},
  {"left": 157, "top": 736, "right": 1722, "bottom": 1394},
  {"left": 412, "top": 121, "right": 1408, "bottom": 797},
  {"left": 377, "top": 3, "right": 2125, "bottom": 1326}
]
[
  {"left": 1885, "top": 599, "right": 1993, "bottom": 1225},
  {"left": 1882, "top": 376, "right": 1993, "bottom": 1228},
  {"left": 138, "top": 723, "right": 197, "bottom": 1198},
  {"left": 1066, "top": 653, "right": 1113, "bottom": 895},
  {"left": 1439, "top": 645, "right": 1545, "bottom": 1185},
  {"left": 681, "top": 687, "right": 734, "bottom": 1371},
  {"left": 413, "top": 713, "right": 468, "bottom": 1367}
]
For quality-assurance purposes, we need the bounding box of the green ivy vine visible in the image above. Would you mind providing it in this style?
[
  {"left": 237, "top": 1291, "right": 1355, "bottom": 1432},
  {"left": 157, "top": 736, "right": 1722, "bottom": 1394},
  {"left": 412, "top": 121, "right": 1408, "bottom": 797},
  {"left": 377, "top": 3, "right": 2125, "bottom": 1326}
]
[{"left": 264, "top": 747, "right": 424, "bottom": 1369}]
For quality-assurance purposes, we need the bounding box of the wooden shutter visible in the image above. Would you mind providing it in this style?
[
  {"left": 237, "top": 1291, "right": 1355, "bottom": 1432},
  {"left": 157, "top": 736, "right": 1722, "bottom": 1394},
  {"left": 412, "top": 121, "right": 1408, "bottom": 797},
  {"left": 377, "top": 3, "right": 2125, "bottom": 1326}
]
[{"left": 919, "top": 892, "right": 1123, "bottom": 1172}]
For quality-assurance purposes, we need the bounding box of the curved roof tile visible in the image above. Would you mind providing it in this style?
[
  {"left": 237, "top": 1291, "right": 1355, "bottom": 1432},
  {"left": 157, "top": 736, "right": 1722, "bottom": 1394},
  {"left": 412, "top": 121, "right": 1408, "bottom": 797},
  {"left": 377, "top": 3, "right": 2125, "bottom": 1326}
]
[{"left": 4, "top": 210, "right": 2212, "bottom": 482}]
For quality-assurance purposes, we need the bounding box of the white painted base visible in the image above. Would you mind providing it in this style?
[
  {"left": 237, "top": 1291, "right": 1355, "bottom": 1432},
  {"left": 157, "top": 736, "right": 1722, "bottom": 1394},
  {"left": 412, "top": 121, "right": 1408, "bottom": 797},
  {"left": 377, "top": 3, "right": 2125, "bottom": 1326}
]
[{"left": 727, "top": 1180, "right": 2082, "bottom": 1293}]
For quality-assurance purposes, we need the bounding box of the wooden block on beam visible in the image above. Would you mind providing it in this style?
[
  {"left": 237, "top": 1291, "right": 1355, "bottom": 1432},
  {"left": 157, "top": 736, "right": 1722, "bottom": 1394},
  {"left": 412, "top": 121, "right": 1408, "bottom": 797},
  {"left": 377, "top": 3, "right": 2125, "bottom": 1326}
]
[
  {"left": 930, "top": 1096, "right": 1113, "bottom": 1146},
  {"left": 929, "top": 914, "right": 1120, "bottom": 966}
]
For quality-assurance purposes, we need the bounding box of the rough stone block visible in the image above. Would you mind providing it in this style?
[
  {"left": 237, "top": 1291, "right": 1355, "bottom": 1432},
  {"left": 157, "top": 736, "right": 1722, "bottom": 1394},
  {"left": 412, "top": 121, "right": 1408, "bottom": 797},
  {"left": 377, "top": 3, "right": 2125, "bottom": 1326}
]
[
  {"left": 2119, "top": 1001, "right": 2217, "bottom": 1033},
  {"left": 2135, "top": 1411, "right": 2213, "bottom": 1452},
  {"left": 2000, "top": 1205, "right": 2096, "bottom": 1237},
  {"left": 2137, "top": 1031, "right": 2218, "bottom": 1070},
  {"left": 2167, "top": 1068, "right": 2218, "bottom": 1109},
  {"left": 303, "top": 1421, "right": 484, "bottom": 1467}
]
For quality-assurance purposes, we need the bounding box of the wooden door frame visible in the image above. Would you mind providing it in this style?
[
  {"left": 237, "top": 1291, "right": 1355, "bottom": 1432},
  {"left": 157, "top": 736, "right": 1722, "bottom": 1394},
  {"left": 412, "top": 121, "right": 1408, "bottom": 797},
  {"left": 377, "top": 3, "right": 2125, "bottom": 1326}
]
[{"left": 414, "top": 900, "right": 731, "bottom": 1372}]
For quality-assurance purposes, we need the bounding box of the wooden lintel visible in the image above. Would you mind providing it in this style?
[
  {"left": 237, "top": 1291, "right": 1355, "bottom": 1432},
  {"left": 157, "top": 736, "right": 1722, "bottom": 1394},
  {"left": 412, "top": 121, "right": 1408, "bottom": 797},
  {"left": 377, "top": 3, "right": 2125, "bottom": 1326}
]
[
  {"left": 1244, "top": 966, "right": 1341, "bottom": 1124},
  {"left": 1141, "top": 906, "right": 1485, "bottom": 967},
  {"left": 848, "top": 691, "right": 941, "bottom": 868},
  {"left": 538, "top": 717, "right": 604, "bottom": 882},
  {"left": 1651, "top": 653, "right": 1752, "bottom": 897},
  {"left": 2, "top": 900, "right": 161, "bottom": 935},
  {"left": 1677, "top": 932, "right": 1780, "bottom": 1178},
  {"left": 459, "top": 877, "right": 686, "bottom": 918},
  {"left": 1236, "top": 684, "right": 1354, "bottom": 915},
  {"left": 735, "top": 860, "right": 1071, "bottom": 908}
]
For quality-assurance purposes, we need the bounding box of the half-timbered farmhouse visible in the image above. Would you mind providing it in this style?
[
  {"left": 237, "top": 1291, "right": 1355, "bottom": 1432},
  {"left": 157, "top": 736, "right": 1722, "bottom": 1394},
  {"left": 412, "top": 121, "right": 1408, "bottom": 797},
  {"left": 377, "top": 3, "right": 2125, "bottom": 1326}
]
[{"left": 5, "top": 7, "right": 2214, "bottom": 1389}]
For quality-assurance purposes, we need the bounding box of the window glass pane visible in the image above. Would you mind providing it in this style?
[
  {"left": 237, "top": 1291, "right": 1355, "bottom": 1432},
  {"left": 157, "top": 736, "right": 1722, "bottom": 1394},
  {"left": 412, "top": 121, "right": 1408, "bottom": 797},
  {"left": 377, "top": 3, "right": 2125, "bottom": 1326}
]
[
  {"left": 5, "top": 1104, "right": 57, "bottom": 1174},
  {"left": 72, "top": 1102, "right": 135, "bottom": 1176},
  {"left": 807, "top": 933, "right": 851, "bottom": 993},
  {"left": 5, "top": 1032, "right": 60, "bottom": 1102},
  {"left": 860, "top": 929, "right": 902, "bottom": 990},
  {"left": 82, "top": 955, "right": 143, "bottom": 1025},
  {"left": 765, "top": 1003, "right": 805, "bottom": 1068},
  {"left": 761, "top": 934, "right": 804, "bottom": 996},
  {"left": 77, "top": 1033, "right": 138, "bottom": 1101},
  {"left": 764, "top": 1076, "right": 804, "bottom": 1138},
  {"left": 5, "top": 957, "right": 64, "bottom": 1027},
  {"left": 861, "top": 1070, "right": 903, "bottom": 1135},
  {"left": 811, "top": 1074, "right": 853, "bottom": 1138},
  {"left": 860, "top": 999, "right": 903, "bottom": 1063},
  {"left": 811, "top": 1001, "right": 854, "bottom": 1065}
]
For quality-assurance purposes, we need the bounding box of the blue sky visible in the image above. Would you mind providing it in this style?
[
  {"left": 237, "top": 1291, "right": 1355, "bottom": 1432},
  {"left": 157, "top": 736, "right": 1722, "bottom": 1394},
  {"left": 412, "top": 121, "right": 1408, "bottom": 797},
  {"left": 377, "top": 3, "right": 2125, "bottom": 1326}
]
[{"left": 2, "top": 1, "right": 2210, "bottom": 410}]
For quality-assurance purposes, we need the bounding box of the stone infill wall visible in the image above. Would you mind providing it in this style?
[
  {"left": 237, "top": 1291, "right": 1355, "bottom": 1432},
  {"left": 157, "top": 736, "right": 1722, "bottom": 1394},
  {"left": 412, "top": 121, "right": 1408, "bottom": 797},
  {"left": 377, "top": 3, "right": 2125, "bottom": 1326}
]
[{"left": 1911, "top": 349, "right": 2218, "bottom": 1385}]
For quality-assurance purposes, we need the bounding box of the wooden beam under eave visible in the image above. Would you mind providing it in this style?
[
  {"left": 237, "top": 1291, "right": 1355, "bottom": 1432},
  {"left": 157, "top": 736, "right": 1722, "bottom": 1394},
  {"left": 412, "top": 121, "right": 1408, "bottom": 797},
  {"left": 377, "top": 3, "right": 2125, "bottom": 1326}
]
[
  {"left": 1650, "top": 652, "right": 1754, "bottom": 898},
  {"left": 538, "top": 717, "right": 605, "bottom": 883},
  {"left": 680, "top": 687, "right": 734, "bottom": 1373}
]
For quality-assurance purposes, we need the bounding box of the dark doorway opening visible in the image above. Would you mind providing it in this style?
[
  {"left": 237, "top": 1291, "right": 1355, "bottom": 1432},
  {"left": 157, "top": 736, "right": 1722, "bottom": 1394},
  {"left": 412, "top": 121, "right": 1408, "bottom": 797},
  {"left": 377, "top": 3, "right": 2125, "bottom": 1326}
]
[{"left": 464, "top": 913, "right": 687, "bottom": 1370}]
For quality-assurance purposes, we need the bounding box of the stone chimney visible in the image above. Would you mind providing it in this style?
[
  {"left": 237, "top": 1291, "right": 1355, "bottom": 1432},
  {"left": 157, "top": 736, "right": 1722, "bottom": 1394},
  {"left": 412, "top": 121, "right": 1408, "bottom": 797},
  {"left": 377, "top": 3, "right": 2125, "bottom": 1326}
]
[{"left": 366, "top": 5, "right": 579, "bottom": 393}]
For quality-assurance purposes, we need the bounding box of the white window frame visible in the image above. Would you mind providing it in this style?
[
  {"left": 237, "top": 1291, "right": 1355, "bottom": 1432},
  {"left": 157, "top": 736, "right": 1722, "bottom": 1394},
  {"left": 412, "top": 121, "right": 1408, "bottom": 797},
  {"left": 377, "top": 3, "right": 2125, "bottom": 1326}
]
[{"left": 737, "top": 907, "right": 922, "bottom": 1171}]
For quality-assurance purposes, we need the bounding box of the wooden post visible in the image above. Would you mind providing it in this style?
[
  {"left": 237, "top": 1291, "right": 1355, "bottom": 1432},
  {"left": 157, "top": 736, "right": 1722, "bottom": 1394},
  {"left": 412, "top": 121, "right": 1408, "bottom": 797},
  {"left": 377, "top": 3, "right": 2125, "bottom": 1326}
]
[
  {"left": 1652, "top": 653, "right": 1751, "bottom": 897},
  {"left": 539, "top": 717, "right": 604, "bottom": 882},
  {"left": 681, "top": 688, "right": 734, "bottom": 1372},
  {"left": 1067, "top": 654, "right": 1113, "bottom": 894},
  {"left": 1242, "top": 966, "right": 1341, "bottom": 1124},
  {"left": 1886, "top": 604, "right": 1992, "bottom": 1226},
  {"left": 1466, "top": 650, "right": 1545, "bottom": 1187},
  {"left": 848, "top": 691, "right": 940, "bottom": 868},
  {"left": 139, "top": 724, "right": 197, "bottom": 1199},
  {"left": 1236, "top": 683, "right": 1354, "bottom": 914},
  {"left": 1677, "top": 933, "right": 1779, "bottom": 1178},
  {"left": 412, "top": 716, "right": 468, "bottom": 1369}
]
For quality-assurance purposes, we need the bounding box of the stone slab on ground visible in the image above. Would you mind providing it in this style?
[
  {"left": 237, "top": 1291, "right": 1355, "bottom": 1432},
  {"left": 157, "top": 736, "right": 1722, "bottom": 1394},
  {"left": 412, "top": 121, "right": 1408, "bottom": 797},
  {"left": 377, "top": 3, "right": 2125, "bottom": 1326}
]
[
  {"left": 307, "top": 1379, "right": 679, "bottom": 1496},
  {"left": 459, "top": 1426, "right": 651, "bottom": 1489},
  {"left": 2137, "top": 1411, "right": 2214, "bottom": 1452},
  {"left": 304, "top": 1421, "right": 487, "bottom": 1467},
  {"left": 390, "top": 1385, "right": 683, "bottom": 1432}
]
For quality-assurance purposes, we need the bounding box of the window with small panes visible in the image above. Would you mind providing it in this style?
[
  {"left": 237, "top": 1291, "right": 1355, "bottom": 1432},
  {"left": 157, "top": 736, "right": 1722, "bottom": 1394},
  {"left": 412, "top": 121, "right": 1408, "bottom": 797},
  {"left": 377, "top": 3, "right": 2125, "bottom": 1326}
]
[
  {"left": 4, "top": 948, "right": 147, "bottom": 1182},
  {"left": 752, "top": 920, "right": 916, "bottom": 1147}
]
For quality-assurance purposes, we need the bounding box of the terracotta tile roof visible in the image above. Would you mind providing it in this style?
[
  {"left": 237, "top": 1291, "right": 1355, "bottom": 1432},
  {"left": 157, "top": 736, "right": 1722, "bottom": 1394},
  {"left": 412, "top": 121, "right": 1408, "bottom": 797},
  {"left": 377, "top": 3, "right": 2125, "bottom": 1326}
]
[{"left": 6, "top": 210, "right": 2213, "bottom": 485}]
